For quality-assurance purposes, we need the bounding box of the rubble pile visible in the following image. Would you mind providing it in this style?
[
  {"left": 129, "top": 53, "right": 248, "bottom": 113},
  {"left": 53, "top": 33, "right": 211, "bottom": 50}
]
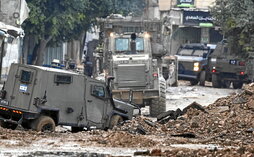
[
  {"left": 161, "top": 146, "right": 254, "bottom": 156},
  {"left": 113, "top": 116, "right": 165, "bottom": 135},
  {"left": 1, "top": 84, "right": 254, "bottom": 155},
  {"left": 99, "top": 84, "right": 254, "bottom": 150},
  {"left": 96, "top": 131, "right": 157, "bottom": 147},
  {"left": 164, "top": 84, "right": 254, "bottom": 146}
]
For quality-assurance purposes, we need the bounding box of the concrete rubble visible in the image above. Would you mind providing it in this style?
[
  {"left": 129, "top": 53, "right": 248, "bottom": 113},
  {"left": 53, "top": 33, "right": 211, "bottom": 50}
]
[{"left": 0, "top": 84, "right": 254, "bottom": 156}]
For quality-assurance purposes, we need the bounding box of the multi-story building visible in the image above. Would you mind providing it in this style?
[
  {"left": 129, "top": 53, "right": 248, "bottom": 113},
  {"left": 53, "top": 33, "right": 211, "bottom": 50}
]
[{"left": 159, "top": 0, "right": 223, "bottom": 54}]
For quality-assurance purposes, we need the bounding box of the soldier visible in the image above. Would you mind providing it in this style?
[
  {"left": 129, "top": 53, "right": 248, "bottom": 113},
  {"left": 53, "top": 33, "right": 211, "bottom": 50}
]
[{"left": 84, "top": 56, "right": 93, "bottom": 77}]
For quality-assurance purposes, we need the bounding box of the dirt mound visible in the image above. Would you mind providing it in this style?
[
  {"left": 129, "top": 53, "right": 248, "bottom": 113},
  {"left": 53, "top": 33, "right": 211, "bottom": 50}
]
[
  {"left": 109, "top": 84, "right": 254, "bottom": 149},
  {"left": 164, "top": 84, "right": 254, "bottom": 146}
]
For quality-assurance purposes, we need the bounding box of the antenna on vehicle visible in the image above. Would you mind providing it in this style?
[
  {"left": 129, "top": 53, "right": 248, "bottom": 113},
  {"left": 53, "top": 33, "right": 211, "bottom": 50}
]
[{"left": 1, "top": 81, "right": 5, "bottom": 90}]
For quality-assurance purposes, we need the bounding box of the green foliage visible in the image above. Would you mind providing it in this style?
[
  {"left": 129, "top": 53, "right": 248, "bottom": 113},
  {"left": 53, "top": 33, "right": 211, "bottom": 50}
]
[
  {"left": 113, "top": 0, "right": 146, "bottom": 16},
  {"left": 23, "top": 0, "right": 115, "bottom": 45},
  {"left": 211, "top": 0, "right": 254, "bottom": 55},
  {"left": 23, "top": 0, "right": 145, "bottom": 45}
]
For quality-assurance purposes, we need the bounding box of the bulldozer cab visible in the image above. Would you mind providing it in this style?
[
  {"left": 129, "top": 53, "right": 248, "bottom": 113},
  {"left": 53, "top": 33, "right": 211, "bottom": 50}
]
[{"left": 110, "top": 32, "right": 151, "bottom": 55}]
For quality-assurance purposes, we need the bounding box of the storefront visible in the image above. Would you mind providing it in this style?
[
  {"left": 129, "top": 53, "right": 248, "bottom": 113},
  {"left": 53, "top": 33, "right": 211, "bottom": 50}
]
[{"left": 167, "top": 9, "right": 222, "bottom": 54}]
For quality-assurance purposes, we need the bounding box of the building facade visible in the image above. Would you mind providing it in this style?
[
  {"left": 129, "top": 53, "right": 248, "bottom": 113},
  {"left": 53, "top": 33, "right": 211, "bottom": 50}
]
[
  {"left": 159, "top": 0, "right": 223, "bottom": 54},
  {"left": 0, "top": 0, "right": 29, "bottom": 80}
]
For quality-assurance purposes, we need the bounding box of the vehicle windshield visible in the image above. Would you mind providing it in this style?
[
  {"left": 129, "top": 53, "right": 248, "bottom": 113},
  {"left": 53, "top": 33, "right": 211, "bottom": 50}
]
[
  {"left": 178, "top": 48, "right": 209, "bottom": 57},
  {"left": 136, "top": 38, "right": 144, "bottom": 51},
  {"left": 193, "top": 49, "right": 208, "bottom": 57},
  {"left": 115, "top": 37, "right": 144, "bottom": 52},
  {"left": 115, "top": 38, "right": 129, "bottom": 51}
]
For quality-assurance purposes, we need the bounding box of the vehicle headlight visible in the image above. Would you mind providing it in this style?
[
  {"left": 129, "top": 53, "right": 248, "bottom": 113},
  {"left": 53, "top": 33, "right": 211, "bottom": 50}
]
[{"left": 193, "top": 62, "right": 200, "bottom": 71}]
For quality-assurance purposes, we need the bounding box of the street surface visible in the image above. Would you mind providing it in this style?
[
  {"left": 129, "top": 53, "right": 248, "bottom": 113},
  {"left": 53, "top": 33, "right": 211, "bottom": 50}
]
[{"left": 166, "top": 81, "right": 241, "bottom": 110}]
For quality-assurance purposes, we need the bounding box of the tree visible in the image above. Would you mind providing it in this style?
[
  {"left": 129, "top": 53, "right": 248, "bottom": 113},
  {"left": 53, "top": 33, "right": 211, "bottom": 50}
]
[
  {"left": 113, "top": 0, "right": 146, "bottom": 16},
  {"left": 23, "top": 0, "right": 114, "bottom": 65},
  {"left": 23, "top": 0, "right": 146, "bottom": 65},
  {"left": 211, "top": 0, "right": 254, "bottom": 55}
]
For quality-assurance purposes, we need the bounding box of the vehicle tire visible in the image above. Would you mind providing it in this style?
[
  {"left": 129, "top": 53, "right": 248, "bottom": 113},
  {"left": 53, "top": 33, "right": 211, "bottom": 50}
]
[
  {"left": 190, "top": 80, "right": 198, "bottom": 86},
  {"left": 109, "top": 115, "right": 123, "bottom": 129},
  {"left": 221, "top": 80, "right": 231, "bottom": 88},
  {"left": 32, "top": 116, "right": 55, "bottom": 132},
  {"left": 150, "top": 77, "right": 166, "bottom": 117},
  {"left": 212, "top": 74, "right": 221, "bottom": 88},
  {"left": 232, "top": 82, "right": 243, "bottom": 89},
  {"left": 71, "top": 127, "right": 83, "bottom": 133},
  {"left": 199, "top": 71, "right": 206, "bottom": 86}
]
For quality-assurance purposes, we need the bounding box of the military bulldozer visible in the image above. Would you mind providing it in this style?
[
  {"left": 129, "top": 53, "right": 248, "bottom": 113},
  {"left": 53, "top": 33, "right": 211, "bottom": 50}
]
[
  {"left": 0, "top": 63, "right": 135, "bottom": 132},
  {"left": 97, "top": 15, "right": 178, "bottom": 117}
]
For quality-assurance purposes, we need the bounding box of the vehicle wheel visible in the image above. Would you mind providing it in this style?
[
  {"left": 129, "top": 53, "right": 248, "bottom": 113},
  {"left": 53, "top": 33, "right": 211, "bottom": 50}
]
[
  {"left": 212, "top": 74, "right": 221, "bottom": 88},
  {"left": 190, "top": 80, "right": 198, "bottom": 85},
  {"left": 71, "top": 127, "right": 83, "bottom": 133},
  {"left": 150, "top": 77, "right": 166, "bottom": 117},
  {"left": 199, "top": 71, "right": 206, "bottom": 86},
  {"left": 233, "top": 82, "right": 243, "bottom": 89},
  {"left": 32, "top": 116, "right": 55, "bottom": 132},
  {"left": 109, "top": 115, "right": 123, "bottom": 129},
  {"left": 221, "top": 80, "right": 231, "bottom": 88}
]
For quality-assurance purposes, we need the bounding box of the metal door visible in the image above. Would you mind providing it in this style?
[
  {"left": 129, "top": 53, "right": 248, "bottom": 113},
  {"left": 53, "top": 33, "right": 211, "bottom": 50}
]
[
  {"left": 10, "top": 67, "right": 36, "bottom": 110},
  {"left": 85, "top": 80, "right": 107, "bottom": 124}
]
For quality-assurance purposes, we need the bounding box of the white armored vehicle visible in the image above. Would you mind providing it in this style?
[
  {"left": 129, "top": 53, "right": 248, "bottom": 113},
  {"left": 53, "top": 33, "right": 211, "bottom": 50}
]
[{"left": 0, "top": 63, "right": 134, "bottom": 132}]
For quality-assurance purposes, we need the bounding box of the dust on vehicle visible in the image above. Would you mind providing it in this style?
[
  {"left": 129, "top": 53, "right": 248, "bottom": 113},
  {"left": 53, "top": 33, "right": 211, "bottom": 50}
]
[
  {"left": 98, "top": 15, "right": 178, "bottom": 117},
  {"left": 0, "top": 63, "right": 135, "bottom": 132},
  {"left": 208, "top": 40, "right": 251, "bottom": 89}
]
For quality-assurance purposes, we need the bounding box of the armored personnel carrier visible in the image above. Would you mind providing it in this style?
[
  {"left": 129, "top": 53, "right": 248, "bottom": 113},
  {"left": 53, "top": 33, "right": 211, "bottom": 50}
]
[
  {"left": 176, "top": 43, "right": 216, "bottom": 86},
  {"left": 208, "top": 41, "right": 251, "bottom": 89},
  {"left": 0, "top": 63, "right": 134, "bottom": 132}
]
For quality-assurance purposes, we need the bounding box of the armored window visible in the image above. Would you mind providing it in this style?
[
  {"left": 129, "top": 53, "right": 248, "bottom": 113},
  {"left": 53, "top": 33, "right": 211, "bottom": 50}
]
[
  {"left": 91, "top": 85, "right": 105, "bottom": 98},
  {"left": 54, "top": 75, "right": 72, "bottom": 84},
  {"left": 136, "top": 38, "right": 144, "bottom": 51},
  {"left": 20, "top": 70, "right": 33, "bottom": 83},
  {"left": 115, "top": 38, "right": 129, "bottom": 51}
]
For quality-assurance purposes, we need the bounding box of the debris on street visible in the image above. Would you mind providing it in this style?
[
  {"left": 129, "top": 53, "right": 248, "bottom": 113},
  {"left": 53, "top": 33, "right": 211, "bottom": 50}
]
[{"left": 0, "top": 83, "right": 254, "bottom": 156}]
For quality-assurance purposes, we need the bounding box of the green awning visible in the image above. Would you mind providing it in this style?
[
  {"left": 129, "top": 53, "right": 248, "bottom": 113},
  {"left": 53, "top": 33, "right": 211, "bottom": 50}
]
[
  {"left": 177, "top": 4, "right": 195, "bottom": 8},
  {"left": 199, "top": 23, "right": 214, "bottom": 27}
]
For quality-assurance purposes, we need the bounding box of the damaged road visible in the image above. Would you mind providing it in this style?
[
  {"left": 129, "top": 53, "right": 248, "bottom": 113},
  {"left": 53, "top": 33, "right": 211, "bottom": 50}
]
[{"left": 0, "top": 81, "right": 253, "bottom": 156}]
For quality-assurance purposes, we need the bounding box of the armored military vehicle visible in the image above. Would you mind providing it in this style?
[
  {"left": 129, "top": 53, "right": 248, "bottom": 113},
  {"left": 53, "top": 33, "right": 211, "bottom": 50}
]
[
  {"left": 208, "top": 40, "right": 251, "bottom": 89},
  {"left": 0, "top": 63, "right": 134, "bottom": 132},
  {"left": 98, "top": 16, "right": 178, "bottom": 117},
  {"left": 176, "top": 43, "right": 216, "bottom": 86}
]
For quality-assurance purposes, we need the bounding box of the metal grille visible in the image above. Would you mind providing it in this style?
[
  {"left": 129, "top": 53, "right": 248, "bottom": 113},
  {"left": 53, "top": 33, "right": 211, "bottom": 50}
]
[{"left": 116, "top": 64, "right": 146, "bottom": 88}]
